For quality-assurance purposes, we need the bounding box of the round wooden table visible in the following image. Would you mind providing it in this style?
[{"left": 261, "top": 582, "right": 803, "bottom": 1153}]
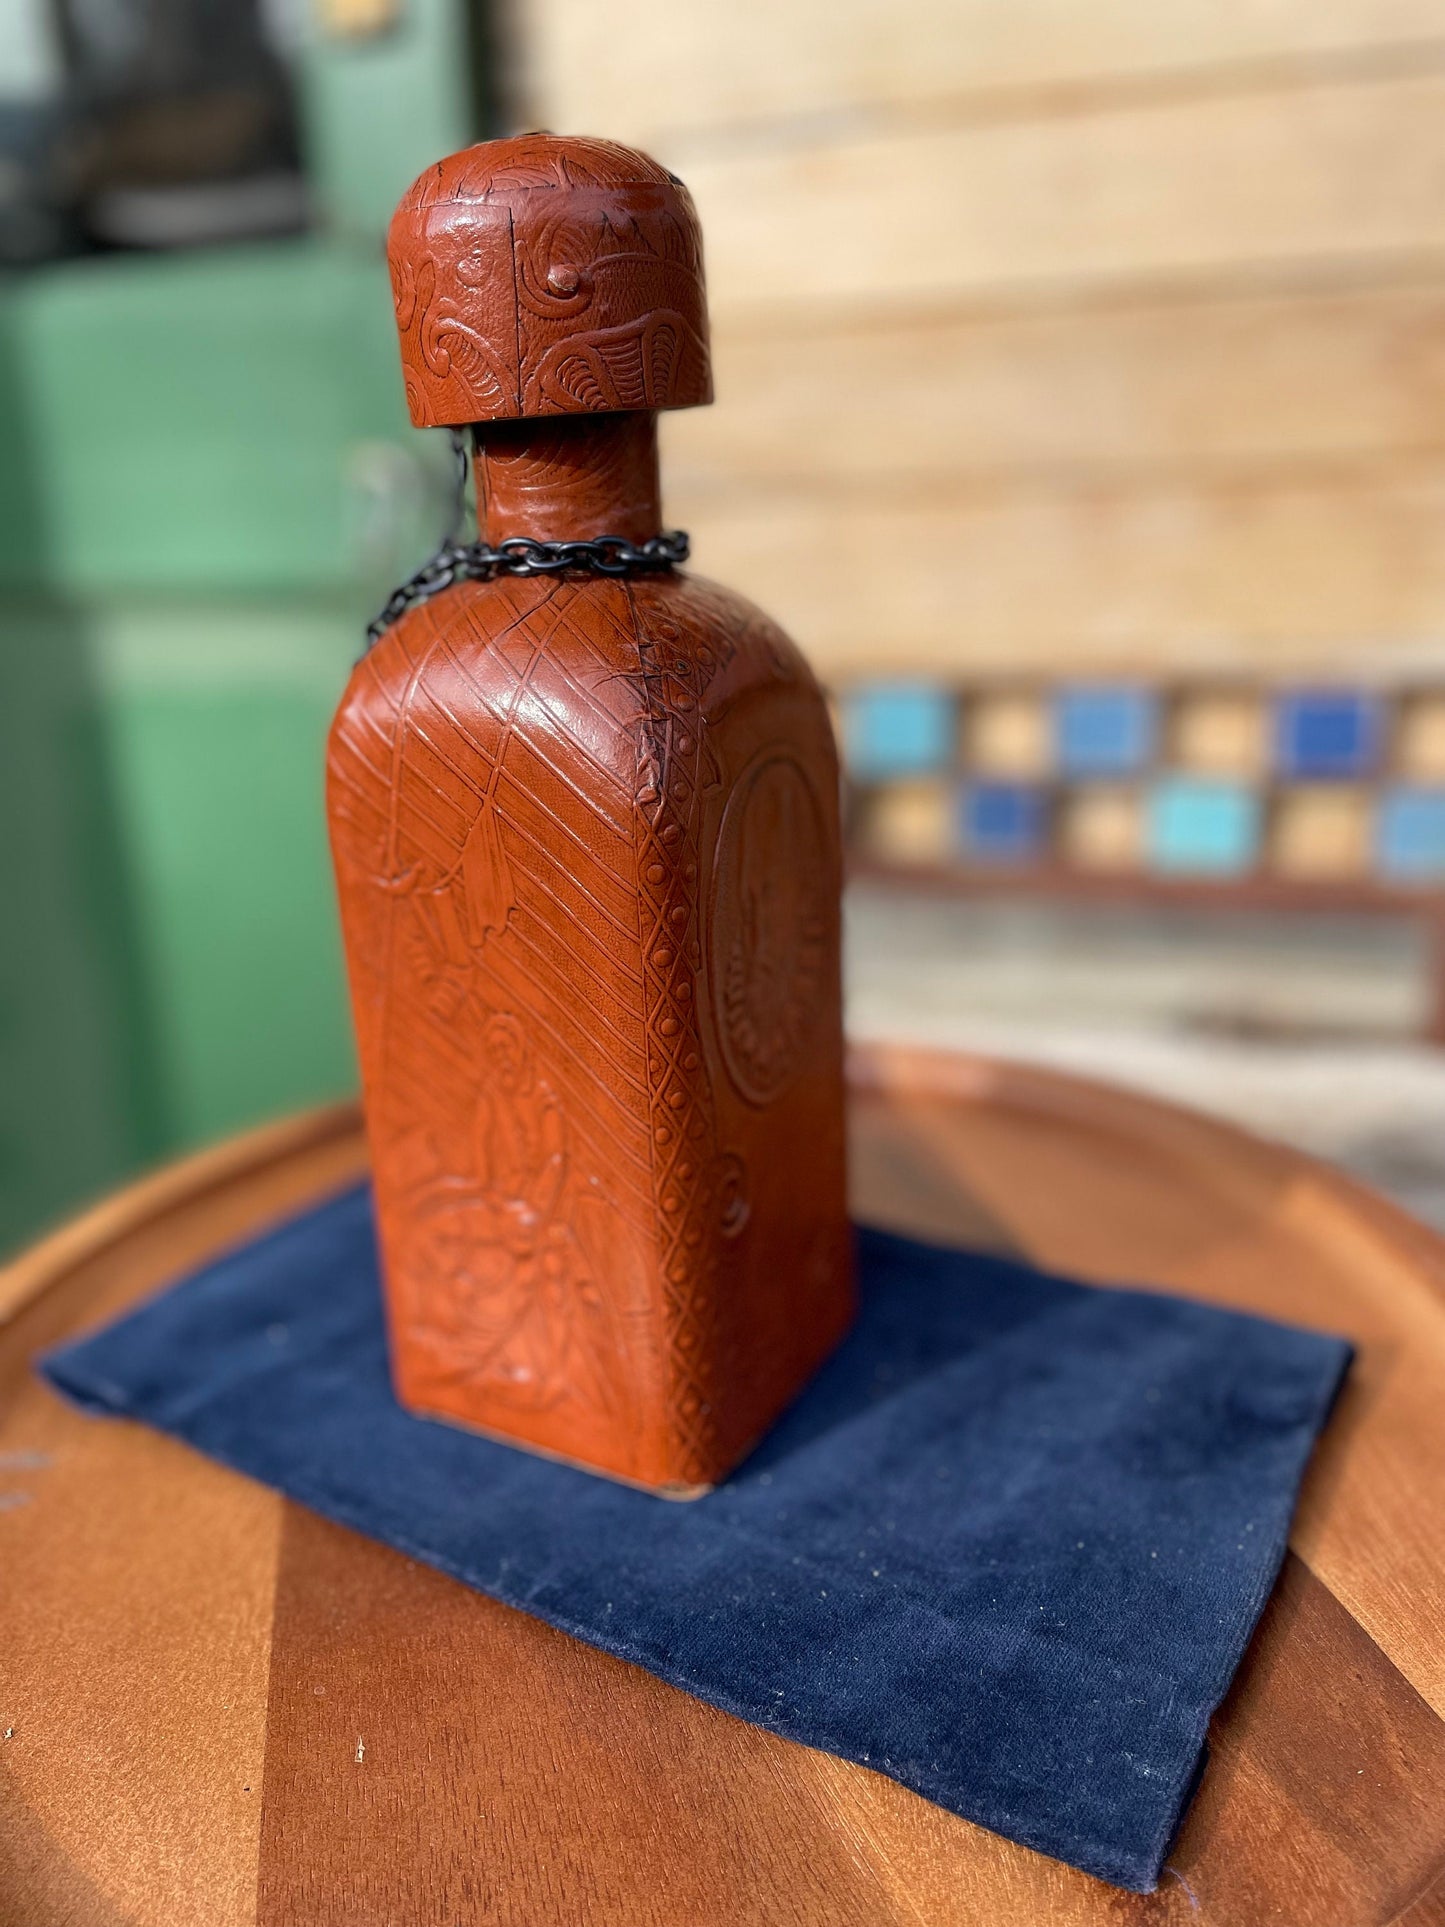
[{"left": 3, "top": 1042, "right": 1443, "bottom": 1926}]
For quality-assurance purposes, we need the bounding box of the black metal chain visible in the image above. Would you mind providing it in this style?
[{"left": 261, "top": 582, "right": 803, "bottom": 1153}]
[{"left": 365, "top": 430, "right": 689, "bottom": 646}]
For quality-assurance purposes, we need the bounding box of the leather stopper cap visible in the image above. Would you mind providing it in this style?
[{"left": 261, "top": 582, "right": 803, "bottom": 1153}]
[{"left": 387, "top": 132, "right": 713, "bottom": 428}]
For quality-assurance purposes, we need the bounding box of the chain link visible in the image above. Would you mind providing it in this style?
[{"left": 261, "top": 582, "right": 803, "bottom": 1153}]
[{"left": 365, "top": 429, "right": 689, "bottom": 646}]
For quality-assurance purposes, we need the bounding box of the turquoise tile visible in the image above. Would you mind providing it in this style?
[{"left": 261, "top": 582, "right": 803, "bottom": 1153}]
[
  {"left": 843, "top": 682, "right": 955, "bottom": 780},
  {"left": 1147, "top": 778, "right": 1260, "bottom": 876},
  {"left": 1378, "top": 787, "right": 1445, "bottom": 881}
]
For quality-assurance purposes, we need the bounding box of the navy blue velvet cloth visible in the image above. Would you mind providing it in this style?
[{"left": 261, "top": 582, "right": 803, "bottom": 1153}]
[{"left": 41, "top": 1185, "right": 1349, "bottom": 1891}]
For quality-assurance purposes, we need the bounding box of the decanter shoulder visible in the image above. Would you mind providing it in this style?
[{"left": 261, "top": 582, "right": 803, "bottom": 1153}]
[
  {"left": 333, "top": 568, "right": 832, "bottom": 768},
  {"left": 327, "top": 574, "right": 649, "bottom": 851},
  {"left": 327, "top": 568, "right": 838, "bottom": 888},
  {"left": 630, "top": 570, "right": 828, "bottom": 701}
]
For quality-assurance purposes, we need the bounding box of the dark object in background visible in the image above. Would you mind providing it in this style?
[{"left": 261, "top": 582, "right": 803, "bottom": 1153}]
[
  {"left": 0, "top": 98, "right": 77, "bottom": 264},
  {"left": 57, "top": 0, "right": 308, "bottom": 246},
  {"left": 0, "top": 0, "right": 75, "bottom": 266},
  {"left": 0, "top": 0, "right": 308, "bottom": 262}
]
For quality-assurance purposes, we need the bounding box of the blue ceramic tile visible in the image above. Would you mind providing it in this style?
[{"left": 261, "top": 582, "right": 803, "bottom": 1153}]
[
  {"left": 961, "top": 781, "right": 1048, "bottom": 863},
  {"left": 1146, "top": 778, "right": 1260, "bottom": 876},
  {"left": 1056, "top": 686, "right": 1158, "bottom": 777},
  {"left": 1274, "top": 690, "right": 1381, "bottom": 780},
  {"left": 1377, "top": 787, "right": 1445, "bottom": 880},
  {"left": 843, "top": 683, "right": 955, "bottom": 780}
]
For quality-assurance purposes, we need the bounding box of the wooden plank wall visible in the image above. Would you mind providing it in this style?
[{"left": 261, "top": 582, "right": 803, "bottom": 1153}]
[{"left": 514, "top": 2, "right": 1445, "bottom": 681}]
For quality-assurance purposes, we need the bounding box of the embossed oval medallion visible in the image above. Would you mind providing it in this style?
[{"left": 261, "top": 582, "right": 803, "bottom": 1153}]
[{"left": 710, "top": 750, "right": 828, "bottom": 1105}]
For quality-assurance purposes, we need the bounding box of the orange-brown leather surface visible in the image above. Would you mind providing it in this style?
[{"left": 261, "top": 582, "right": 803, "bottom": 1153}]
[
  {"left": 334, "top": 135, "right": 852, "bottom": 1491},
  {"left": 328, "top": 556, "right": 853, "bottom": 1488},
  {"left": 388, "top": 133, "right": 712, "bottom": 427}
]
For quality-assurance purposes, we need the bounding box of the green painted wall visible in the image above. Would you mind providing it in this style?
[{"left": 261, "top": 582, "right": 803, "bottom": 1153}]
[
  {"left": 94, "top": 602, "right": 363, "bottom": 1149},
  {"left": 0, "top": 0, "right": 479, "bottom": 1248},
  {"left": 0, "top": 596, "right": 163, "bottom": 1245},
  {"left": 0, "top": 302, "right": 164, "bottom": 1248},
  {"left": 0, "top": 241, "right": 432, "bottom": 596},
  {"left": 298, "top": 0, "right": 478, "bottom": 238}
]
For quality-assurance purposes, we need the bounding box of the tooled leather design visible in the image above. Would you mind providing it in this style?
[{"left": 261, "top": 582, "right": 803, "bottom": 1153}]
[
  {"left": 388, "top": 135, "right": 710, "bottom": 427},
  {"left": 395, "top": 135, "right": 681, "bottom": 204},
  {"left": 329, "top": 558, "right": 849, "bottom": 1486},
  {"left": 534, "top": 310, "right": 707, "bottom": 415},
  {"left": 712, "top": 751, "right": 829, "bottom": 1107},
  {"left": 328, "top": 577, "right": 667, "bottom": 1468},
  {"left": 625, "top": 577, "right": 738, "bottom": 1484},
  {"left": 344, "top": 132, "right": 850, "bottom": 1489},
  {"left": 390, "top": 219, "right": 522, "bottom": 426}
]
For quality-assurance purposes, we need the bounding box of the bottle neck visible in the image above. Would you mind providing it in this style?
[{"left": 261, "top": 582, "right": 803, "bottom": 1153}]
[{"left": 471, "top": 411, "right": 662, "bottom": 546}]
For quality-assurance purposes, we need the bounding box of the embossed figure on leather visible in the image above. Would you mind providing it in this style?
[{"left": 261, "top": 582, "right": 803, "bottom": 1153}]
[
  {"left": 388, "top": 135, "right": 711, "bottom": 428},
  {"left": 327, "top": 134, "right": 854, "bottom": 1492}
]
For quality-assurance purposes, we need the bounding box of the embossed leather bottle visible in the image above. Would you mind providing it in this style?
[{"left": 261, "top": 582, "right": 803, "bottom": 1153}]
[{"left": 327, "top": 134, "right": 853, "bottom": 1493}]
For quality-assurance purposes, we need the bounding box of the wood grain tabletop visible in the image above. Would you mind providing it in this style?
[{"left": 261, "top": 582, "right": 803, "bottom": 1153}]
[{"left": 2, "top": 1041, "right": 1442, "bottom": 1926}]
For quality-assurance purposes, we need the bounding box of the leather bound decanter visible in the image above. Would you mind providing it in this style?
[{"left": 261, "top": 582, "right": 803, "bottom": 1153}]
[{"left": 327, "top": 133, "right": 853, "bottom": 1494}]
